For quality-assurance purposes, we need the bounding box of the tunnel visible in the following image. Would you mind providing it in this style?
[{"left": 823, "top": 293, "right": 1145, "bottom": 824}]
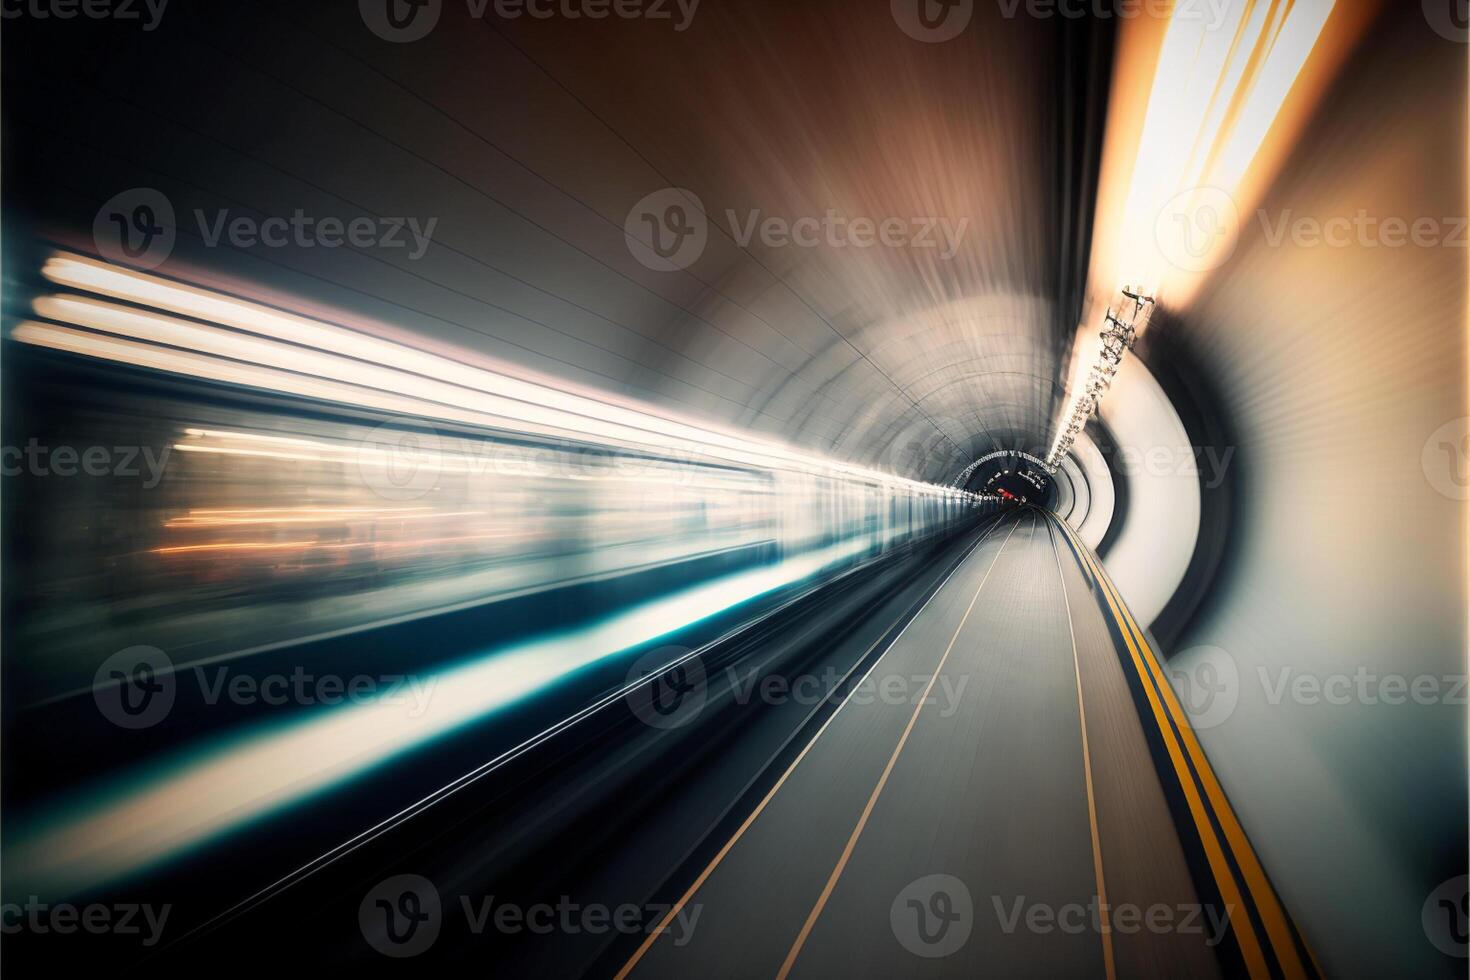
[{"left": 0, "top": 2, "right": 1464, "bottom": 977}]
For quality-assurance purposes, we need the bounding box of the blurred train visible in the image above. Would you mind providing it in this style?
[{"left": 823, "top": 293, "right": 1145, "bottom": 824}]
[{"left": 4, "top": 249, "right": 982, "bottom": 703}]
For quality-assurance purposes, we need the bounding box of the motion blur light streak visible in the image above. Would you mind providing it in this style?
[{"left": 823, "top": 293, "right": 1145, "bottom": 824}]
[
  {"left": 0, "top": 3, "right": 1462, "bottom": 975},
  {"left": 1115, "top": 0, "right": 1338, "bottom": 298},
  {"left": 1050, "top": 0, "right": 1345, "bottom": 466},
  {"left": 10, "top": 250, "right": 980, "bottom": 898},
  {"left": 9, "top": 533, "right": 883, "bottom": 897},
  {"left": 33, "top": 253, "right": 965, "bottom": 495}
]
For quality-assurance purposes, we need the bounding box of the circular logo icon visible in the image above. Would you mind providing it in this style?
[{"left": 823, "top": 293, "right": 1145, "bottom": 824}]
[
  {"left": 93, "top": 188, "right": 176, "bottom": 270},
  {"left": 1166, "top": 645, "right": 1239, "bottom": 730},
  {"left": 624, "top": 188, "right": 708, "bottom": 272},
  {"left": 360, "top": 874, "right": 442, "bottom": 957},
  {"left": 1154, "top": 186, "right": 1239, "bottom": 274},
  {"left": 884, "top": 417, "right": 966, "bottom": 481},
  {"left": 1422, "top": 875, "right": 1468, "bottom": 958},
  {"left": 359, "top": 424, "right": 443, "bottom": 501},
  {"left": 891, "top": 0, "right": 973, "bottom": 43},
  {"left": 360, "top": 0, "right": 441, "bottom": 42},
  {"left": 624, "top": 646, "right": 706, "bottom": 730},
  {"left": 1423, "top": 0, "right": 1469, "bottom": 43},
  {"left": 891, "top": 874, "right": 973, "bottom": 958},
  {"left": 1423, "top": 418, "right": 1470, "bottom": 500},
  {"left": 93, "top": 645, "right": 175, "bottom": 730}
]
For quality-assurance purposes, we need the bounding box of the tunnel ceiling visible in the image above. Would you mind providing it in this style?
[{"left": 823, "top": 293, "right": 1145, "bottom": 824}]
[{"left": 6, "top": 3, "right": 1111, "bottom": 486}]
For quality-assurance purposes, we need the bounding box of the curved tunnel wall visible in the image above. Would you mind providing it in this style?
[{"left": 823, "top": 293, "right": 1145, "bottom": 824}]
[
  {"left": 0, "top": 6, "right": 1461, "bottom": 975},
  {"left": 1093, "top": 355, "right": 1201, "bottom": 628},
  {"left": 1068, "top": 428, "right": 1116, "bottom": 551},
  {"left": 1118, "top": 10, "right": 1466, "bottom": 977}
]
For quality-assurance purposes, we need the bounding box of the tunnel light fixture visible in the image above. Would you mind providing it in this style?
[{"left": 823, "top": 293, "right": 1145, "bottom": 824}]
[
  {"left": 1048, "top": 1, "right": 1342, "bottom": 470},
  {"left": 1108, "top": 0, "right": 1339, "bottom": 300},
  {"left": 1045, "top": 288, "right": 1153, "bottom": 471}
]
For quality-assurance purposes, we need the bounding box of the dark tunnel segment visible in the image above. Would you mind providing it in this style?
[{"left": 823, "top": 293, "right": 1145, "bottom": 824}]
[{"left": 959, "top": 449, "right": 1056, "bottom": 507}]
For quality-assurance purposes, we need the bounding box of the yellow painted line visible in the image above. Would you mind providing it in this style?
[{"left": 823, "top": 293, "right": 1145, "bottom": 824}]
[
  {"left": 774, "top": 513, "right": 1029, "bottom": 980},
  {"left": 1046, "top": 514, "right": 1271, "bottom": 980},
  {"left": 1062, "top": 516, "right": 1308, "bottom": 980},
  {"left": 613, "top": 512, "right": 1020, "bottom": 980},
  {"left": 1111, "top": 597, "right": 1305, "bottom": 976},
  {"left": 1045, "top": 518, "right": 1116, "bottom": 980}
]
